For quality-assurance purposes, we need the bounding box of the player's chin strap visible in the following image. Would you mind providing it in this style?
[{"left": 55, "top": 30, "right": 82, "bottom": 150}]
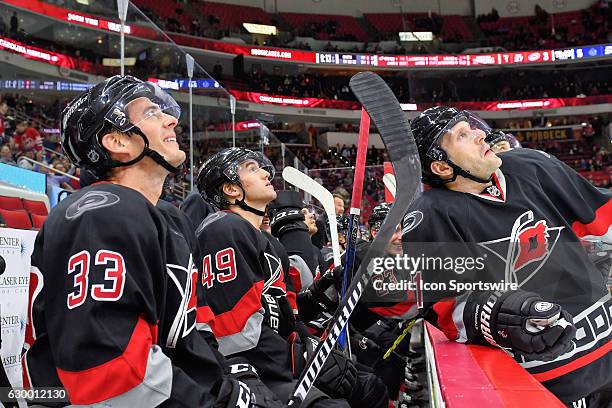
[
  {"left": 108, "top": 129, "right": 182, "bottom": 174},
  {"left": 441, "top": 159, "right": 492, "bottom": 185},
  {"left": 233, "top": 186, "right": 266, "bottom": 216}
]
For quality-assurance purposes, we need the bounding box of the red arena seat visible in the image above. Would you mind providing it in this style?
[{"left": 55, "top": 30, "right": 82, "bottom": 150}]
[
  {"left": 0, "top": 195, "right": 24, "bottom": 211},
  {"left": 0, "top": 209, "right": 33, "bottom": 229},
  {"left": 22, "top": 199, "right": 49, "bottom": 216}
]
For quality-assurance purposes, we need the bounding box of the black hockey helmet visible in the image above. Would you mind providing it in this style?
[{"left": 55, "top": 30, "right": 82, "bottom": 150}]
[
  {"left": 411, "top": 106, "right": 492, "bottom": 186},
  {"left": 61, "top": 75, "right": 182, "bottom": 177},
  {"left": 197, "top": 147, "right": 275, "bottom": 216},
  {"left": 485, "top": 129, "right": 509, "bottom": 146},
  {"left": 368, "top": 202, "right": 392, "bottom": 230},
  {"left": 336, "top": 214, "right": 349, "bottom": 232}
]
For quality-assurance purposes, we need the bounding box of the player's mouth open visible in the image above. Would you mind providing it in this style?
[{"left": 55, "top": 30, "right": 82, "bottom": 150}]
[{"left": 163, "top": 136, "right": 177, "bottom": 143}]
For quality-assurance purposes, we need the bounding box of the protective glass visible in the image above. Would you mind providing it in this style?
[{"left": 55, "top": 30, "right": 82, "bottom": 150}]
[
  {"left": 104, "top": 82, "right": 181, "bottom": 133},
  {"left": 426, "top": 111, "right": 491, "bottom": 161}
]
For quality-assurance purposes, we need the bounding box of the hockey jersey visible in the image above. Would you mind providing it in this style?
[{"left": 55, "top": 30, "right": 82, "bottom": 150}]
[
  {"left": 402, "top": 148, "right": 611, "bottom": 402},
  {"left": 194, "top": 211, "right": 294, "bottom": 381},
  {"left": 22, "top": 183, "right": 224, "bottom": 407}
]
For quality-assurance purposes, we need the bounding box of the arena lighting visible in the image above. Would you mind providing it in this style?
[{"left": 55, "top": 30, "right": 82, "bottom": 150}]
[
  {"left": 102, "top": 57, "right": 136, "bottom": 66},
  {"left": 399, "top": 32, "right": 433, "bottom": 41},
  {"left": 243, "top": 23, "right": 278, "bottom": 36},
  {"left": 400, "top": 103, "right": 418, "bottom": 111}
]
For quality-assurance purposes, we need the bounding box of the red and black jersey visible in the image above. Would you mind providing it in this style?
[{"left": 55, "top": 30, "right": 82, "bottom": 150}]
[
  {"left": 23, "top": 183, "right": 223, "bottom": 407},
  {"left": 402, "top": 148, "right": 611, "bottom": 403},
  {"left": 194, "top": 211, "right": 294, "bottom": 381}
]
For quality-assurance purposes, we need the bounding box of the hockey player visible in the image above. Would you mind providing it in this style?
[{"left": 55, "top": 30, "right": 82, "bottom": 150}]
[
  {"left": 312, "top": 193, "right": 345, "bottom": 249},
  {"left": 195, "top": 147, "right": 359, "bottom": 407},
  {"left": 22, "top": 76, "right": 282, "bottom": 407},
  {"left": 263, "top": 190, "right": 389, "bottom": 408},
  {"left": 485, "top": 129, "right": 512, "bottom": 154},
  {"left": 403, "top": 106, "right": 611, "bottom": 406}
]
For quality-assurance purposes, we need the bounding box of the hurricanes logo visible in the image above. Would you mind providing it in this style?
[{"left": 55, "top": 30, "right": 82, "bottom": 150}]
[
  {"left": 514, "top": 220, "right": 550, "bottom": 271},
  {"left": 478, "top": 210, "right": 563, "bottom": 287},
  {"left": 65, "top": 191, "right": 120, "bottom": 220}
]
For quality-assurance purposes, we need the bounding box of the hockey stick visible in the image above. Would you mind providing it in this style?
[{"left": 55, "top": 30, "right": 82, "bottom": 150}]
[
  {"left": 383, "top": 173, "right": 396, "bottom": 198},
  {"left": 337, "top": 107, "right": 370, "bottom": 353},
  {"left": 282, "top": 166, "right": 342, "bottom": 269},
  {"left": 288, "top": 71, "right": 421, "bottom": 406}
]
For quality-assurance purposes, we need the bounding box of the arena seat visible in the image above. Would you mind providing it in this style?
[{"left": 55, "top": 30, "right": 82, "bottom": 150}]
[
  {"left": 281, "top": 12, "right": 368, "bottom": 42},
  {"left": 196, "top": 1, "right": 272, "bottom": 30},
  {"left": 0, "top": 195, "right": 24, "bottom": 211},
  {"left": 31, "top": 213, "right": 48, "bottom": 229},
  {"left": 0, "top": 209, "right": 33, "bottom": 229},
  {"left": 22, "top": 199, "right": 49, "bottom": 216}
]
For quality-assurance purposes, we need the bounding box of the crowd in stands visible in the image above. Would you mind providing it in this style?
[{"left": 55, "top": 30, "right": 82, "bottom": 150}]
[
  {"left": 239, "top": 69, "right": 610, "bottom": 104},
  {"left": 477, "top": 3, "right": 610, "bottom": 51},
  {"left": 63, "top": 0, "right": 609, "bottom": 54}
]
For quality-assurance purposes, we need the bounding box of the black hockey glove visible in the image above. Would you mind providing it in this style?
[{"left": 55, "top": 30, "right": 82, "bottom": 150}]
[
  {"left": 466, "top": 290, "right": 576, "bottom": 361},
  {"left": 289, "top": 333, "right": 356, "bottom": 400},
  {"left": 305, "top": 265, "right": 344, "bottom": 300},
  {"left": 215, "top": 358, "right": 285, "bottom": 408},
  {"left": 269, "top": 208, "right": 308, "bottom": 237},
  {"left": 268, "top": 191, "right": 309, "bottom": 237}
]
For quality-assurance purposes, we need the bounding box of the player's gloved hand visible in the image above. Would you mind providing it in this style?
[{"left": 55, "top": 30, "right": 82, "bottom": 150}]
[
  {"left": 288, "top": 332, "right": 356, "bottom": 400},
  {"left": 268, "top": 191, "right": 309, "bottom": 237},
  {"left": 306, "top": 265, "right": 344, "bottom": 300},
  {"left": 468, "top": 290, "right": 576, "bottom": 361},
  {"left": 215, "top": 358, "right": 285, "bottom": 408},
  {"left": 314, "top": 349, "right": 357, "bottom": 400}
]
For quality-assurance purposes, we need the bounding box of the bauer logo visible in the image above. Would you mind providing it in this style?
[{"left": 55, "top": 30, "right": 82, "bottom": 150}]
[{"left": 535, "top": 302, "right": 554, "bottom": 312}]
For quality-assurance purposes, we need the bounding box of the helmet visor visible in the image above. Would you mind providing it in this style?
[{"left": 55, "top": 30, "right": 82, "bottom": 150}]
[
  {"left": 233, "top": 152, "right": 276, "bottom": 181},
  {"left": 426, "top": 110, "right": 491, "bottom": 160},
  {"left": 104, "top": 81, "right": 181, "bottom": 133}
]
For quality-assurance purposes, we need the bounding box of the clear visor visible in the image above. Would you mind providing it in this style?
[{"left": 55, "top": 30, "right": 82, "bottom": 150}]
[
  {"left": 235, "top": 153, "right": 276, "bottom": 181},
  {"left": 427, "top": 111, "right": 491, "bottom": 159},
  {"left": 104, "top": 82, "right": 181, "bottom": 133}
]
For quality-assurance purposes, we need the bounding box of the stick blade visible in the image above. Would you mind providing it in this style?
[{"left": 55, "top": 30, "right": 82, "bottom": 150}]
[{"left": 349, "top": 71, "right": 415, "bottom": 164}]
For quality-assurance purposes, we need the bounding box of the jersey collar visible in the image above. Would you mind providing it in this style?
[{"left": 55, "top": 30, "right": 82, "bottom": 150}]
[{"left": 469, "top": 169, "right": 506, "bottom": 203}]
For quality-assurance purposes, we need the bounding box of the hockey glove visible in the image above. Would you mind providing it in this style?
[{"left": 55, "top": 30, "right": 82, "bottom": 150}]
[
  {"left": 268, "top": 191, "right": 309, "bottom": 237},
  {"left": 306, "top": 265, "right": 344, "bottom": 299},
  {"left": 289, "top": 333, "right": 356, "bottom": 400},
  {"left": 269, "top": 208, "right": 309, "bottom": 237},
  {"left": 466, "top": 290, "right": 576, "bottom": 361},
  {"left": 215, "top": 358, "right": 285, "bottom": 408}
]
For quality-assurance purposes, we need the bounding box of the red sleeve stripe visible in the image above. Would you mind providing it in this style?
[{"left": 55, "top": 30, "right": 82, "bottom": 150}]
[
  {"left": 432, "top": 298, "right": 459, "bottom": 341},
  {"left": 196, "top": 305, "right": 215, "bottom": 326},
  {"left": 286, "top": 290, "right": 298, "bottom": 313},
  {"left": 209, "top": 280, "right": 264, "bottom": 338},
  {"left": 571, "top": 199, "right": 612, "bottom": 239},
  {"left": 531, "top": 339, "right": 612, "bottom": 383},
  {"left": 288, "top": 265, "right": 303, "bottom": 293},
  {"left": 56, "top": 317, "right": 156, "bottom": 405},
  {"left": 368, "top": 301, "right": 416, "bottom": 317}
]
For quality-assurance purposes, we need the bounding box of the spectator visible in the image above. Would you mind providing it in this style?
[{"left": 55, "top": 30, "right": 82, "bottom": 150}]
[
  {"left": 9, "top": 12, "right": 18, "bottom": 36},
  {"left": 12, "top": 121, "right": 42, "bottom": 155},
  {"left": 0, "top": 144, "right": 15, "bottom": 165}
]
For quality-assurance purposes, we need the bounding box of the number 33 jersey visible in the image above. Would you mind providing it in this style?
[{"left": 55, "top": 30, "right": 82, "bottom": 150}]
[{"left": 22, "top": 183, "right": 224, "bottom": 407}]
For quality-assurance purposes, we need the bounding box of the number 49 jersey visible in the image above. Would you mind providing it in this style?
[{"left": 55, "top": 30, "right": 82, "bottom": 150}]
[
  {"left": 23, "top": 183, "right": 223, "bottom": 407},
  {"left": 194, "top": 211, "right": 294, "bottom": 382}
]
